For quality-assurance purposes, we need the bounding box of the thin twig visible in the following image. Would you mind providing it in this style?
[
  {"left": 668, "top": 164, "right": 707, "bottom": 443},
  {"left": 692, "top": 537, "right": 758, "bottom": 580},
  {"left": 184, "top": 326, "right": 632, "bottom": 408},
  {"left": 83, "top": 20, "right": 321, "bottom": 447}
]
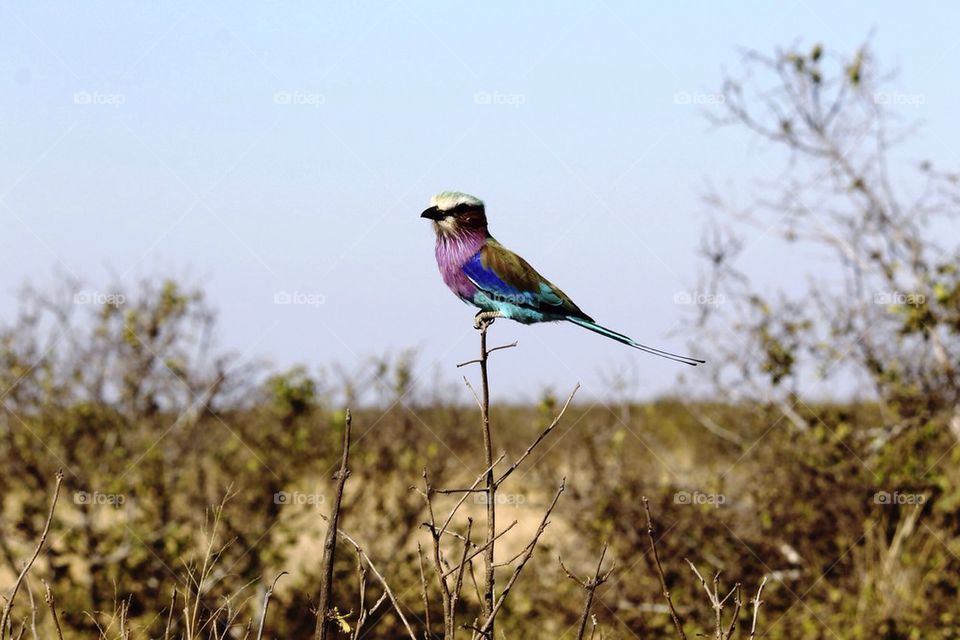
[
  {"left": 356, "top": 593, "right": 387, "bottom": 640},
  {"left": 336, "top": 530, "right": 418, "bottom": 640},
  {"left": 255, "top": 572, "right": 287, "bottom": 640},
  {"left": 436, "top": 454, "right": 505, "bottom": 537},
  {"left": 462, "top": 377, "right": 484, "bottom": 411},
  {"left": 433, "top": 488, "right": 487, "bottom": 495},
  {"left": 41, "top": 582, "right": 63, "bottom": 640},
  {"left": 351, "top": 543, "right": 368, "bottom": 640},
  {"left": 315, "top": 409, "right": 353, "bottom": 640},
  {"left": 25, "top": 581, "right": 37, "bottom": 640},
  {"left": 559, "top": 544, "right": 615, "bottom": 640},
  {"left": 468, "top": 562, "right": 482, "bottom": 615},
  {"left": 417, "top": 543, "right": 432, "bottom": 640},
  {"left": 477, "top": 479, "right": 566, "bottom": 637},
  {"left": 440, "top": 521, "right": 518, "bottom": 579},
  {"left": 491, "top": 541, "right": 530, "bottom": 569},
  {"left": 456, "top": 342, "right": 518, "bottom": 367},
  {"left": 686, "top": 561, "right": 717, "bottom": 637},
  {"left": 749, "top": 577, "right": 767, "bottom": 640},
  {"left": 163, "top": 588, "right": 176, "bottom": 640},
  {"left": 642, "top": 497, "right": 687, "bottom": 640},
  {"left": 723, "top": 584, "right": 742, "bottom": 640},
  {"left": 495, "top": 383, "right": 580, "bottom": 487},
  {"left": 419, "top": 468, "right": 452, "bottom": 632},
  {"left": 0, "top": 470, "right": 63, "bottom": 640},
  {"left": 685, "top": 560, "right": 739, "bottom": 640},
  {"left": 449, "top": 519, "right": 473, "bottom": 636}
]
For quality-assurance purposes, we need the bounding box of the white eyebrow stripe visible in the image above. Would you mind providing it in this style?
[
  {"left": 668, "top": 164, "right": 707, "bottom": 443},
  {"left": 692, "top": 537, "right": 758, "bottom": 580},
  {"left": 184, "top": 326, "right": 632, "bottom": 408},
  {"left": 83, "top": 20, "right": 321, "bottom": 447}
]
[{"left": 430, "top": 191, "right": 484, "bottom": 211}]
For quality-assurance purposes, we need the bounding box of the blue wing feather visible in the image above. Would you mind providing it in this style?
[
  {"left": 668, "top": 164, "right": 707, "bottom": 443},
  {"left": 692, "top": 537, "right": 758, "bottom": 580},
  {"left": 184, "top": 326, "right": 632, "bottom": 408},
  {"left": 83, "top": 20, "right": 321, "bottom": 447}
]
[
  {"left": 462, "top": 252, "right": 538, "bottom": 307},
  {"left": 459, "top": 241, "right": 594, "bottom": 324}
]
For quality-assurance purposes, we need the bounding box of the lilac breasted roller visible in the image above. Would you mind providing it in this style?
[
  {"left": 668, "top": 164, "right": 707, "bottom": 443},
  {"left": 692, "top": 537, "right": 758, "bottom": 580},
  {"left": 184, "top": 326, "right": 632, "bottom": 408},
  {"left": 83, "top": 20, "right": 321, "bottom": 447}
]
[{"left": 421, "top": 191, "right": 704, "bottom": 366}]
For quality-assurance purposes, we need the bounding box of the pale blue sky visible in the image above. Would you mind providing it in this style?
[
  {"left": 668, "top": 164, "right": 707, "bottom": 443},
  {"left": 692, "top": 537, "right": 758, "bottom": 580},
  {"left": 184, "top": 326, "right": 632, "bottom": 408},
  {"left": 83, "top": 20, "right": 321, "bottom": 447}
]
[{"left": 1, "top": 2, "right": 958, "bottom": 402}]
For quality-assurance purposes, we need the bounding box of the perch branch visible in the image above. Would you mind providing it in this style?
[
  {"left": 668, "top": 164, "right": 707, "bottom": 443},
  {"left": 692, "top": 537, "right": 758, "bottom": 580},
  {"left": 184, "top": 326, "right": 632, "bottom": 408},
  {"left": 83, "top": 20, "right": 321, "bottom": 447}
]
[{"left": 456, "top": 319, "right": 509, "bottom": 635}]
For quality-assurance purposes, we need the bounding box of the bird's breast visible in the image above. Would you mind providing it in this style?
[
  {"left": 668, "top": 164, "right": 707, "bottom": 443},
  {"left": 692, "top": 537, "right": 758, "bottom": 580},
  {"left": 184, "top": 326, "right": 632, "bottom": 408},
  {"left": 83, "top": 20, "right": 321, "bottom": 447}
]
[{"left": 434, "top": 232, "right": 485, "bottom": 299}]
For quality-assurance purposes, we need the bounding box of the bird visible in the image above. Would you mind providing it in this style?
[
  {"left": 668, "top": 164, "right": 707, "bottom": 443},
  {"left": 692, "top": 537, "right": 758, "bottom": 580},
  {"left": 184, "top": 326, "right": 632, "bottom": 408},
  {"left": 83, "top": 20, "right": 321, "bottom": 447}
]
[{"left": 421, "top": 191, "right": 705, "bottom": 366}]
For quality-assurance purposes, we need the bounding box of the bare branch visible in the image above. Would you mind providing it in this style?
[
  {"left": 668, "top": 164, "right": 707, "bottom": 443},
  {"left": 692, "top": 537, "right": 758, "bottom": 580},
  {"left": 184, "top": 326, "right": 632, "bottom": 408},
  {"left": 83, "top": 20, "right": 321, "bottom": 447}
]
[
  {"left": 436, "top": 454, "right": 505, "bottom": 537},
  {"left": 0, "top": 470, "right": 63, "bottom": 640},
  {"left": 477, "top": 479, "right": 566, "bottom": 637},
  {"left": 440, "top": 521, "right": 518, "bottom": 580},
  {"left": 315, "top": 410, "right": 353, "bottom": 640},
  {"left": 448, "top": 518, "right": 473, "bottom": 636},
  {"left": 416, "top": 544, "right": 432, "bottom": 640},
  {"left": 255, "top": 572, "right": 287, "bottom": 640},
  {"left": 336, "top": 530, "right": 418, "bottom": 640},
  {"left": 163, "top": 588, "right": 176, "bottom": 640},
  {"left": 495, "top": 383, "right": 580, "bottom": 487},
  {"left": 456, "top": 342, "right": 518, "bottom": 368},
  {"left": 749, "top": 577, "right": 768, "bottom": 640},
  {"left": 642, "top": 497, "right": 687, "bottom": 640},
  {"left": 41, "top": 582, "right": 63, "bottom": 640},
  {"left": 560, "top": 544, "right": 615, "bottom": 640}
]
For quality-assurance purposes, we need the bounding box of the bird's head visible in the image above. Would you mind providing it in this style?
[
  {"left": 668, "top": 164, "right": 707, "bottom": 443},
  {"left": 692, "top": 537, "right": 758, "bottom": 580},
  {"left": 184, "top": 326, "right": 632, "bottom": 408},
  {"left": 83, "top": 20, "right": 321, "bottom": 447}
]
[{"left": 421, "top": 191, "right": 487, "bottom": 236}]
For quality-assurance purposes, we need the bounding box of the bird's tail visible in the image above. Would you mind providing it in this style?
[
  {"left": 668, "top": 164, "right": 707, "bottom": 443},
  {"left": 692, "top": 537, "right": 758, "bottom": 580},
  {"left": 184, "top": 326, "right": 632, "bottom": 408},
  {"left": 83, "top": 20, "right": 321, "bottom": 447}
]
[{"left": 566, "top": 316, "right": 705, "bottom": 366}]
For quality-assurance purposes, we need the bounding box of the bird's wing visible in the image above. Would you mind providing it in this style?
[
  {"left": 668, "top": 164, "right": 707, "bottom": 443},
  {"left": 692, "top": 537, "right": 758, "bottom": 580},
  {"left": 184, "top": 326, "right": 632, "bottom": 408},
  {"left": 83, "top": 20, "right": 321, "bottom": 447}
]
[{"left": 462, "top": 238, "right": 592, "bottom": 320}]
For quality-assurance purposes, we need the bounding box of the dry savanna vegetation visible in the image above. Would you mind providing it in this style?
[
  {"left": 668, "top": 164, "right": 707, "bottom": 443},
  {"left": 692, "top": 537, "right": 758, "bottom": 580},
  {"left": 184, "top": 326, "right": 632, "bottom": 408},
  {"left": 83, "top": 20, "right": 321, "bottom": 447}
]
[{"left": 2, "top": 42, "right": 959, "bottom": 639}]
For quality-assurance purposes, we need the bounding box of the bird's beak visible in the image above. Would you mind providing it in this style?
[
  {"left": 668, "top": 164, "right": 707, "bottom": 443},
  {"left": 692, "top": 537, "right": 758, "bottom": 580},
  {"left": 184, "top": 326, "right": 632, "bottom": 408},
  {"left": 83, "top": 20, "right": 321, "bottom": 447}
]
[{"left": 420, "top": 206, "right": 444, "bottom": 220}]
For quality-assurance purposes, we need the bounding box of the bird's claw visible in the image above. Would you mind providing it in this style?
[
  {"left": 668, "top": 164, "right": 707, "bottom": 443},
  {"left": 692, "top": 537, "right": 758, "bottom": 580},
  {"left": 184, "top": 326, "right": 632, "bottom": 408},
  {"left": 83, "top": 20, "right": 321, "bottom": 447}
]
[
  {"left": 473, "top": 316, "right": 493, "bottom": 330},
  {"left": 473, "top": 311, "right": 500, "bottom": 330}
]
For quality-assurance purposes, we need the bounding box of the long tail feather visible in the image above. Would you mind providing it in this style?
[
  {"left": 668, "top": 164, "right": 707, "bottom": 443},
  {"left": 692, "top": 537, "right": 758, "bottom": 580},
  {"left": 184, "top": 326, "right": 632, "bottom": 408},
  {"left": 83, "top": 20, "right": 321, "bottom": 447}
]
[{"left": 566, "top": 316, "right": 705, "bottom": 366}]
